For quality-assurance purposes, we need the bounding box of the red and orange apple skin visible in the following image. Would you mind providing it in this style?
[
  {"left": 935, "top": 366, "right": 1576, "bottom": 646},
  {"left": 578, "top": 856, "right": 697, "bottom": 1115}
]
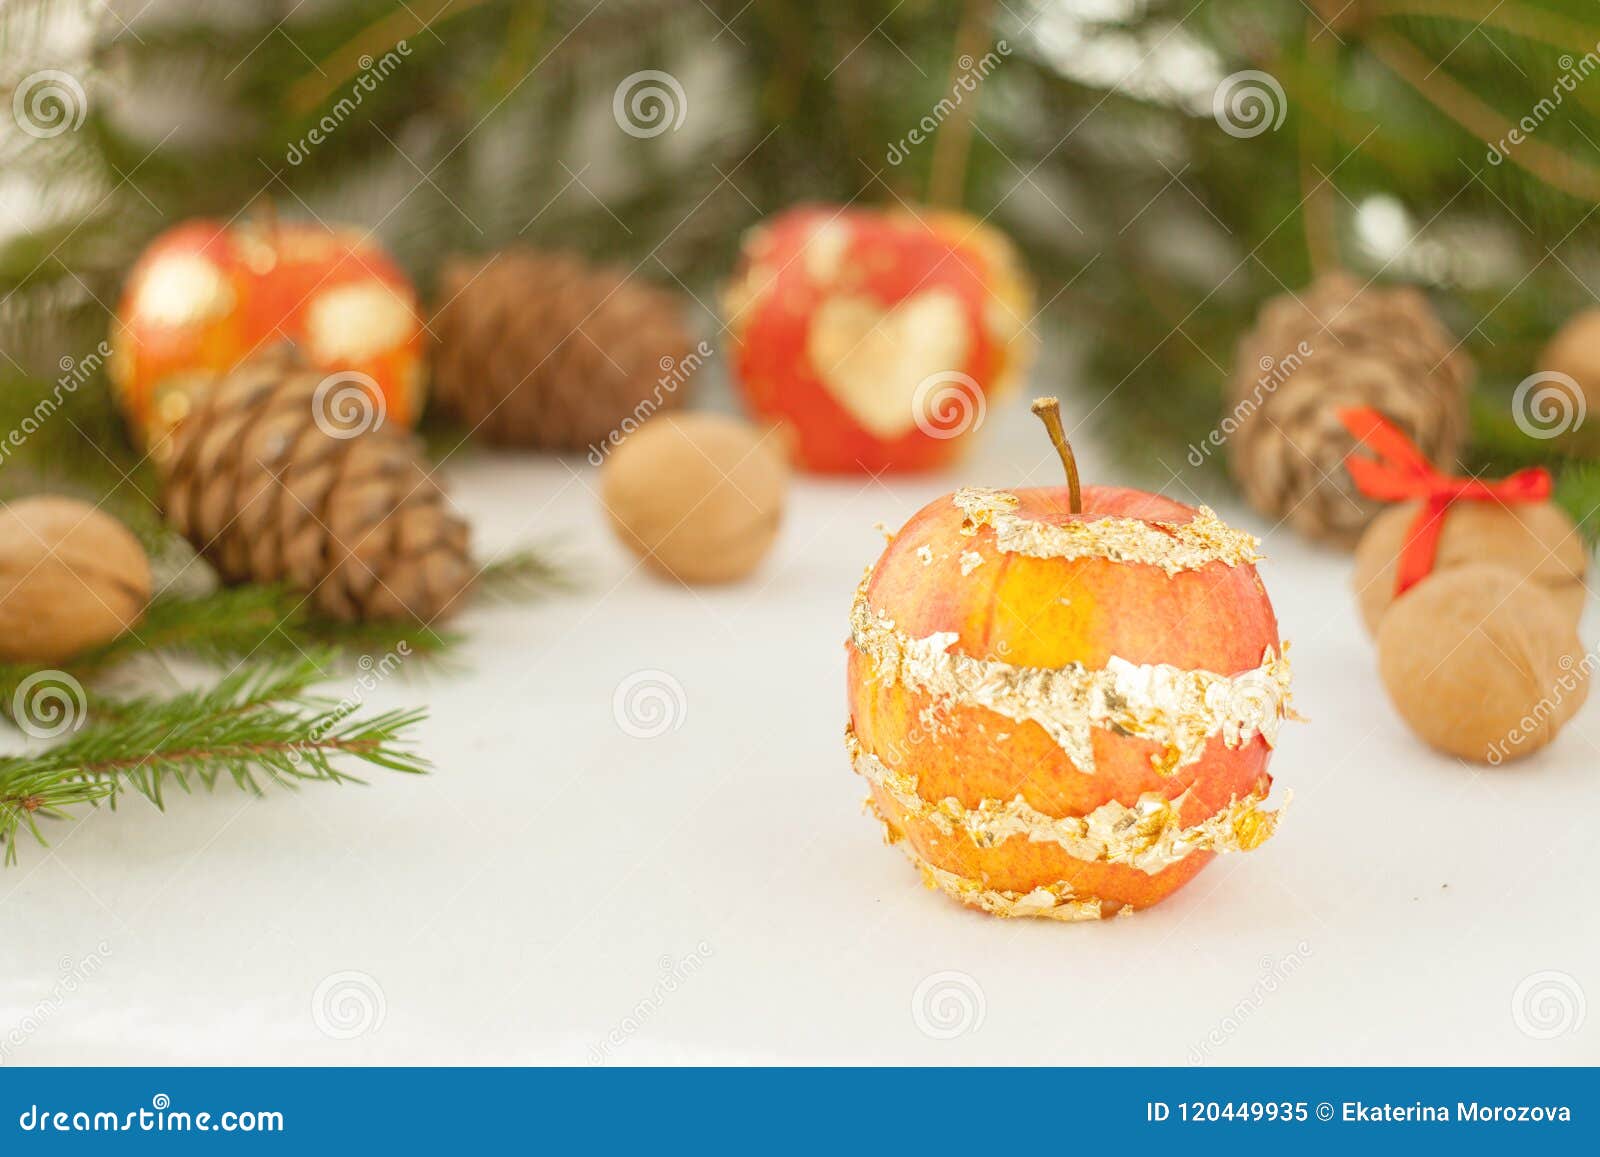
[
  {"left": 846, "top": 484, "right": 1281, "bottom": 913},
  {"left": 109, "top": 218, "right": 426, "bottom": 451},
  {"left": 723, "top": 204, "right": 1031, "bottom": 474}
]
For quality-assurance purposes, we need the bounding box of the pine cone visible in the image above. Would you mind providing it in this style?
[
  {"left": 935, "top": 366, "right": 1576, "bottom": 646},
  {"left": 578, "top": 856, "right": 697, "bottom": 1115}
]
[
  {"left": 163, "top": 349, "right": 474, "bottom": 622},
  {"left": 431, "top": 248, "right": 695, "bottom": 449},
  {"left": 1227, "top": 272, "right": 1471, "bottom": 546}
]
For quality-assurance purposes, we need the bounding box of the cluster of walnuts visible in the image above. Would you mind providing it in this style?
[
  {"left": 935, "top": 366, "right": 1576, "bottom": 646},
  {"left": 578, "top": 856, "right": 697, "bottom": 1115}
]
[
  {"left": 1352, "top": 482, "right": 1588, "bottom": 765},
  {"left": 1229, "top": 272, "right": 1592, "bottom": 765}
]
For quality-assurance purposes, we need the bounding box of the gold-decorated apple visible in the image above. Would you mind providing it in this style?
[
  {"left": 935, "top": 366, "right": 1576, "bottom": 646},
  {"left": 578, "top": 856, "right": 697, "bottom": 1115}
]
[
  {"left": 723, "top": 204, "right": 1032, "bottom": 474},
  {"left": 845, "top": 400, "right": 1295, "bottom": 920},
  {"left": 108, "top": 216, "right": 426, "bottom": 455}
]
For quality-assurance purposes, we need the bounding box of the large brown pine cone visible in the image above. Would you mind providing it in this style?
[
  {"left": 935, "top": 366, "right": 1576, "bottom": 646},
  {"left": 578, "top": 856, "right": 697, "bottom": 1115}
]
[
  {"left": 431, "top": 248, "right": 695, "bottom": 450},
  {"left": 163, "top": 349, "right": 474, "bottom": 622},
  {"left": 1228, "top": 272, "right": 1471, "bottom": 546}
]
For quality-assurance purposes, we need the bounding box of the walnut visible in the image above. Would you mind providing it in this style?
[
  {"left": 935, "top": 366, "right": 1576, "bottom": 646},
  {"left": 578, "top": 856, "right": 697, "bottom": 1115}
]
[
  {"left": 0, "top": 497, "right": 152, "bottom": 663},
  {"left": 1352, "top": 499, "right": 1586, "bottom": 635},
  {"left": 1377, "top": 565, "right": 1588, "bottom": 764},
  {"left": 601, "top": 414, "right": 787, "bottom": 585}
]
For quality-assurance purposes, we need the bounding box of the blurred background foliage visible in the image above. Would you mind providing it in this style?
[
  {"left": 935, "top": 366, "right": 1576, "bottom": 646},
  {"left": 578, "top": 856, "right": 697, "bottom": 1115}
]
[{"left": 2, "top": 0, "right": 1599, "bottom": 512}]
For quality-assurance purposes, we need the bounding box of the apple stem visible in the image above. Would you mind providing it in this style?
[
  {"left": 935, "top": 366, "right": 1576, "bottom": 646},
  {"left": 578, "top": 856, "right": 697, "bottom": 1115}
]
[
  {"left": 252, "top": 193, "right": 279, "bottom": 238},
  {"left": 1030, "top": 397, "right": 1082, "bottom": 514}
]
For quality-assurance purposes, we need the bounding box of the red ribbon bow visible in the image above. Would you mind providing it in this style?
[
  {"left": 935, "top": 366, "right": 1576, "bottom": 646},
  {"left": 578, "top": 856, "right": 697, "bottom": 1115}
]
[{"left": 1338, "top": 406, "right": 1552, "bottom": 596}]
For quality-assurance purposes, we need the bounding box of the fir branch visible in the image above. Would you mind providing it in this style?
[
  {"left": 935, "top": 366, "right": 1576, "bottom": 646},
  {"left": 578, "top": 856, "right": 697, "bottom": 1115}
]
[
  {"left": 1554, "top": 460, "right": 1600, "bottom": 546},
  {"left": 1373, "top": 0, "right": 1600, "bottom": 54},
  {"left": 474, "top": 546, "right": 580, "bottom": 602},
  {"left": 0, "top": 656, "right": 429, "bottom": 864},
  {"left": 1365, "top": 28, "right": 1600, "bottom": 202},
  {"left": 5, "top": 0, "right": 1593, "bottom": 531},
  {"left": 0, "top": 771, "right": 114, "bottom": 859},
  {"left": 927, "top": 0, "right": 995, "bottom": 207},
  {"left": 0, "top": 544, "right": 567, "bottom": 727},
  {"left": 286, "top": 0, "right": 493, "bottom": 114},
  {"left": 0, "top": 586, "right": 428, "bottom": 728}
]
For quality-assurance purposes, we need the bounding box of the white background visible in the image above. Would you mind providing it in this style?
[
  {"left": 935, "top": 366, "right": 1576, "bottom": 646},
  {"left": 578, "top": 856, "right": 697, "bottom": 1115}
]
[{"left": 1, "top": 386, "right": 1596, "bottom": 1067}]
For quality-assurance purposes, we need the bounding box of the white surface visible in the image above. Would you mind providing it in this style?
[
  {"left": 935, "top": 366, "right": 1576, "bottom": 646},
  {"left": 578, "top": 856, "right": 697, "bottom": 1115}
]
[{"left": 2, "top": 401, "right": 1597, "bottom": 1067}]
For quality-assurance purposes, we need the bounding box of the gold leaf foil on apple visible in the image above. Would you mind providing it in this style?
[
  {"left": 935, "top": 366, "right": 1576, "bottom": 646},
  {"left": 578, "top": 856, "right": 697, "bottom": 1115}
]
[
  {"left": 846, "top": 728, "right": 1284, "bottom": 872},
  {"left": 953, "top": 487, "right": 1263, "bottom": 573},
  {"left": 848, "top": 582, "right": 1294, "bottom": 775},
  {"left": 131, "top": 253, "right": 235, "bottom": 328},
  {"left": 919, "top": 864, "right": 1115, "bottom": 921},
  {"left": 304, "top": 281, "right": 418, "bottom": 365},
  {"left": 806, "top": 290, "right": 972, "bottom": 439},
  {"left": 865, "top": 800, "right": 1120, "bottom": 920}
]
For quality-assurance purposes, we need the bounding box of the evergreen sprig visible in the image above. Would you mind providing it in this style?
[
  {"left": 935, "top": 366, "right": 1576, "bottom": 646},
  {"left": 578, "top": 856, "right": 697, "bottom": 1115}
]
[
  {"left": 0, "top": 655, "right": 429, "bottom": 864},
  {"left": 0, "top": 550, "right": 569, "bottom": 730},
  {"left": 5, "top": 0, "right": 1597, "bottom": 535},
  {"left": 0, "top": 548, "right": 569, "bottom": 862},
  {"left": 1554, "top": 458, "right": 1600, "bottom": 531}
]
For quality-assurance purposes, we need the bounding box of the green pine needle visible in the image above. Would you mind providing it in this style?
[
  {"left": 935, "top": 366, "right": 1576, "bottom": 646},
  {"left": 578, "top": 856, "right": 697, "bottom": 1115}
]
[
  {"left": 0, "top": 544, "right": 570, "bottom": 727},
  {"left": 1555, "top": 460, "right": 1600, "bottom": 544},
  {"left": 0, "top": 551, "right": 569, "bottom": 862},
  {"left": 0, "top": 655, "right": 429, "bottom": 865},
  {"left": 475, "top": 546, "right": 580, "bottom": 601}
]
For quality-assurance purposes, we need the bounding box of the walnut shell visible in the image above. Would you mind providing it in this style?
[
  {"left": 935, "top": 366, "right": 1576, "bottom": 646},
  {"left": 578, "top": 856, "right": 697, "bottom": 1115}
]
[
  {"left": 1377, "top": 565, "right": 1588, "bottom": 763},
  {"left": 1352, "top": 500, "right": 1587, "bottom": 635},
  {"left": 0, "top": 497, "right": 152, "bottom": 663},
  {"left": 1537, "top": 307, "right": 1600, "bottom": 455},
  {"left": 601, "top": 413, "right": 787, "bottom": 584}
]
